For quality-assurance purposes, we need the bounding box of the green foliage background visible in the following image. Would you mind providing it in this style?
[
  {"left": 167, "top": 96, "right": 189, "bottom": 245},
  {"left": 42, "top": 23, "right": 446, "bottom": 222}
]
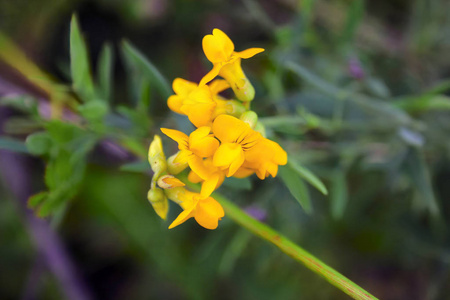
[{"left": 1, "top": 0, "right": 450, "bottom": 299}]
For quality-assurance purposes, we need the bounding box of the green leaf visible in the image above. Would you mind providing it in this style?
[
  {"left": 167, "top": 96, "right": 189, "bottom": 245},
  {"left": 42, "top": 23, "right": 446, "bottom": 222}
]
[
  {"left": 365, "top": 77, "right": 390, "bottom": 99},
  {"left": 70, "top": 14, "right": 95, "bottom": 101},
  {"left": 288, "top": 158, "right": 328, "bottom": 195},
  {"left": 138, "top": 77, "right": 151, "bottom": 111},
  {"left": 394, "top": 94, "right": 450, "bottom": 113},
  {"left": 78, "top": 100, "right": 109, "bottom": 120},
  {"left": 121, "top": 40, "right": 171, "bottom": 100},
  {"left": 97, "top": 43, "right": 114, "bottom": 102},
  {"left": 406, "top": 148, "right": 439, "bottom": 216},
  {"left": 28, "top": 192, "right": 48, "bottom": 208},
  {"left": 25, "top": 132, "right": 52, "bottom": 155},
  {"left": 0, "top": 137, "right": 28, "bottom": 153},
  {"left": 279, "top": 163, "right": 312, "bottom": 214},
  {"left": 330, "top": 171, "right": 348, "bottom": 219},
  {"left": 38, "top": 182, "right": 78, "bottom": 217},
  {"left": 120, "top": 161, "right": 151, "bottom": 173},
  {"left": 0, "top": 95, "right": 38, "bottom": 115},
  {"left": 286, "top": 61, "right": 413, "bottom": 125},
  {"left": 45, "top": 120, "right": 84, "bottom": 146}
]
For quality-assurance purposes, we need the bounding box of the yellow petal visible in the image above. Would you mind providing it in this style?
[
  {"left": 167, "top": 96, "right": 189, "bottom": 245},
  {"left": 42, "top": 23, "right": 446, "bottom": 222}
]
[
  {"left": 158, "top": 175, "right": 185, "bottom": 188},
  {"left": 184, "top": 103, "right": 215, "bottom": 127},
  {"left": 213, "top": 143, "right": 245, "bottom": 177},
  {"left": 212, "top": 115, "right": 251, "bottom": 143},
  {"left": 167, "top": 152, "right": 189, "bottom": 174},
  {"left": 200, "top": 173, "right": 221, "bottom": 198},
  {"left": 161, "top": 128, "right": 189, "bottom": 150},
  {"left": 244, "top": 138, "right": 286, "bottom": 164},
  {"left": 172, "top": 78, "right": 197, "bottom": 96},
  {"left": 266, "top": 163, "right": 279, "bottom": 177},
  {"left": 181, "top": 86, "right": 216, "bottom": 127},
  {"left": 167, "top": 95, "right": 184, "bottom": 114},
  {"left": 233, "top": 166, "right": 255, "bottom": 178},
  {"left": 202, "top": 29, "right": 234, "bottom": 63},
  {"left": 188, "top": 155, "right": 211, "bottom": 180},
  {"left": 199, "top": 63, "right": 222, "bottom": 86},
  {"left": 173, "top": 150, "right": 191, "bottom": 165},
  {"left": 188, "top": 170, "right": 203, "bottom": 183},
  {"left": 194, "top": 197, "right": 225, "bottom": 230},
  {"left": 234, "top": 48, "right": 265, "bottom": 59},
  {"left": 209, "top": 79, "right": 230, "bottom": 94},
  {"left": 189, "top": 126, "right": 219, "bottom": 157},
  {"left": 168, "top": 201, "right": 197, "bottom": 229}
]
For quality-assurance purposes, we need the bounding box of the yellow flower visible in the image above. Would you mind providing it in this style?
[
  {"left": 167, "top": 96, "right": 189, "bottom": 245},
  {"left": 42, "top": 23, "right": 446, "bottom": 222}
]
[
  {"left": 165, "top": 187, "right": 225, "bottom": 230},
  {"left": 168, "top": 78, "right": 244, "bottom": 127},
  {"left": 188, "top": 157, "right": 226, "bottom": 198},
  {"left": 200, "top": 29, "right": 264, "bottom": 102},
  {"left": 212, "top": 114, "right": 262, "bottom": 176},
  {"left": 212, "top": 115, "right": 287, "bottom": 178},
  {"left": 241, "top": 138, "right": 288, "bottom": 180},
  {"left": 161, "top": 126, "right": 219, "bottom": 179}
]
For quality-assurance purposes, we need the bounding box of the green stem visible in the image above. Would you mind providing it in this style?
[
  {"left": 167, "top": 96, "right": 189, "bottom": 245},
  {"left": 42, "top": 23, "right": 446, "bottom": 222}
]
[{"left": 215, "top": 194, "right": 378, "bottom": 300}]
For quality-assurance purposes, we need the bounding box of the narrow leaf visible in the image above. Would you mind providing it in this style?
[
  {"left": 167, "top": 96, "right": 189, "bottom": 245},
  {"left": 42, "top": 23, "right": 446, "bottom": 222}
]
[
  {"left": 0, "top": 137, "right": 28, "bottom": 153},
  {"left": 406, "top": 148, "right": 439, "bottom": 216},
  {"left": 330, "top": 171, "right": 348, "bottom": 219},
  {"left": 279, "top": 164, "right": 312, "bottom": 213},
  {"left": 121, "top": 40, "right": 171, "bottom": 99},
  {"left": 97, "top": 43, "right": 114, "bottom": 102},
  {"left": 288, "top": 158, "right": 328, "bottom": 195},
  {"left": 70, "top": 15, "right": 95, "bottom": 101}
]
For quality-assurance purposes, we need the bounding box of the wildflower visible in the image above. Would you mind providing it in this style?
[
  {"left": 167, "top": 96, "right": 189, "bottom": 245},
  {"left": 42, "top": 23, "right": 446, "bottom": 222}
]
[
  {"left": 165, "top": 187, "right": 224, "bottom": 230},
  {"left": 161, "top": 126, "right": 219, "bottom": 179},
  {"left": 188, "top": 157, "right": 226, "bottom": 198},
  {"left": 167, "top": 78, "right": 244, "bottom": 127},
  {"left": 211, "top": 114, "right": 262, "bottom": 176},
  {"left": 212, "top": 114, "right": 287, "bottom": 178},
  {"left": 200, "top": 29, "right": 264, "bottom": 102}
]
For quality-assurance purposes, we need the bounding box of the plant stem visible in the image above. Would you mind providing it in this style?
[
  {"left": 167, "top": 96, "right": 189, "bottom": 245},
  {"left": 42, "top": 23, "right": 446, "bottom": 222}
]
[{"left": 215, "top": 194, "right": 379, "bottom": 300}]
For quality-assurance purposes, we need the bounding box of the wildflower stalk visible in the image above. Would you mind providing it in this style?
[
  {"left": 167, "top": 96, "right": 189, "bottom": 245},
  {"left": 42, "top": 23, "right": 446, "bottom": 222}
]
[{"left": 214, "top": 193, "right": 379, "bottom": 300}]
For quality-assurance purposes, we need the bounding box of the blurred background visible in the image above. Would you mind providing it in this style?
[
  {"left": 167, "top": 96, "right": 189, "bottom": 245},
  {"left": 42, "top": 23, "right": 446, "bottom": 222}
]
[{"left": 1, "top": 0, "right": 450, "bottom": 299}]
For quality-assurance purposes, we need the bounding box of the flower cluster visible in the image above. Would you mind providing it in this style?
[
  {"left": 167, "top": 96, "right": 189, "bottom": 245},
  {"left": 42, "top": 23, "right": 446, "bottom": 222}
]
[{"left": 148, "top": 29, "right": 287, "bottom": 230}]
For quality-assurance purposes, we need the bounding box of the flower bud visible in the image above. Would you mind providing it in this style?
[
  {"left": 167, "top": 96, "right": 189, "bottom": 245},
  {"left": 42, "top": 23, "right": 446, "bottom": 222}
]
[
  {"left": 157, "top": 175, "right": 185, "bottom": 189},
  {"left": 219, "top": 59, "right": 255, "bottom": 102},
  {"left": 148, "top": 135, "right": 167, "bottom": 178},
  {"left": 240, "top": 111, "right": 258, "bottom": 128},
  {"left": 167, "top": 152, "right": 188, "bottom": 174},
  {"left": 254, "top": 121, "right": 266, "bottom": 137},
  {"left": 147, "top": 187, "right": 169, "bottom": 220}
]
